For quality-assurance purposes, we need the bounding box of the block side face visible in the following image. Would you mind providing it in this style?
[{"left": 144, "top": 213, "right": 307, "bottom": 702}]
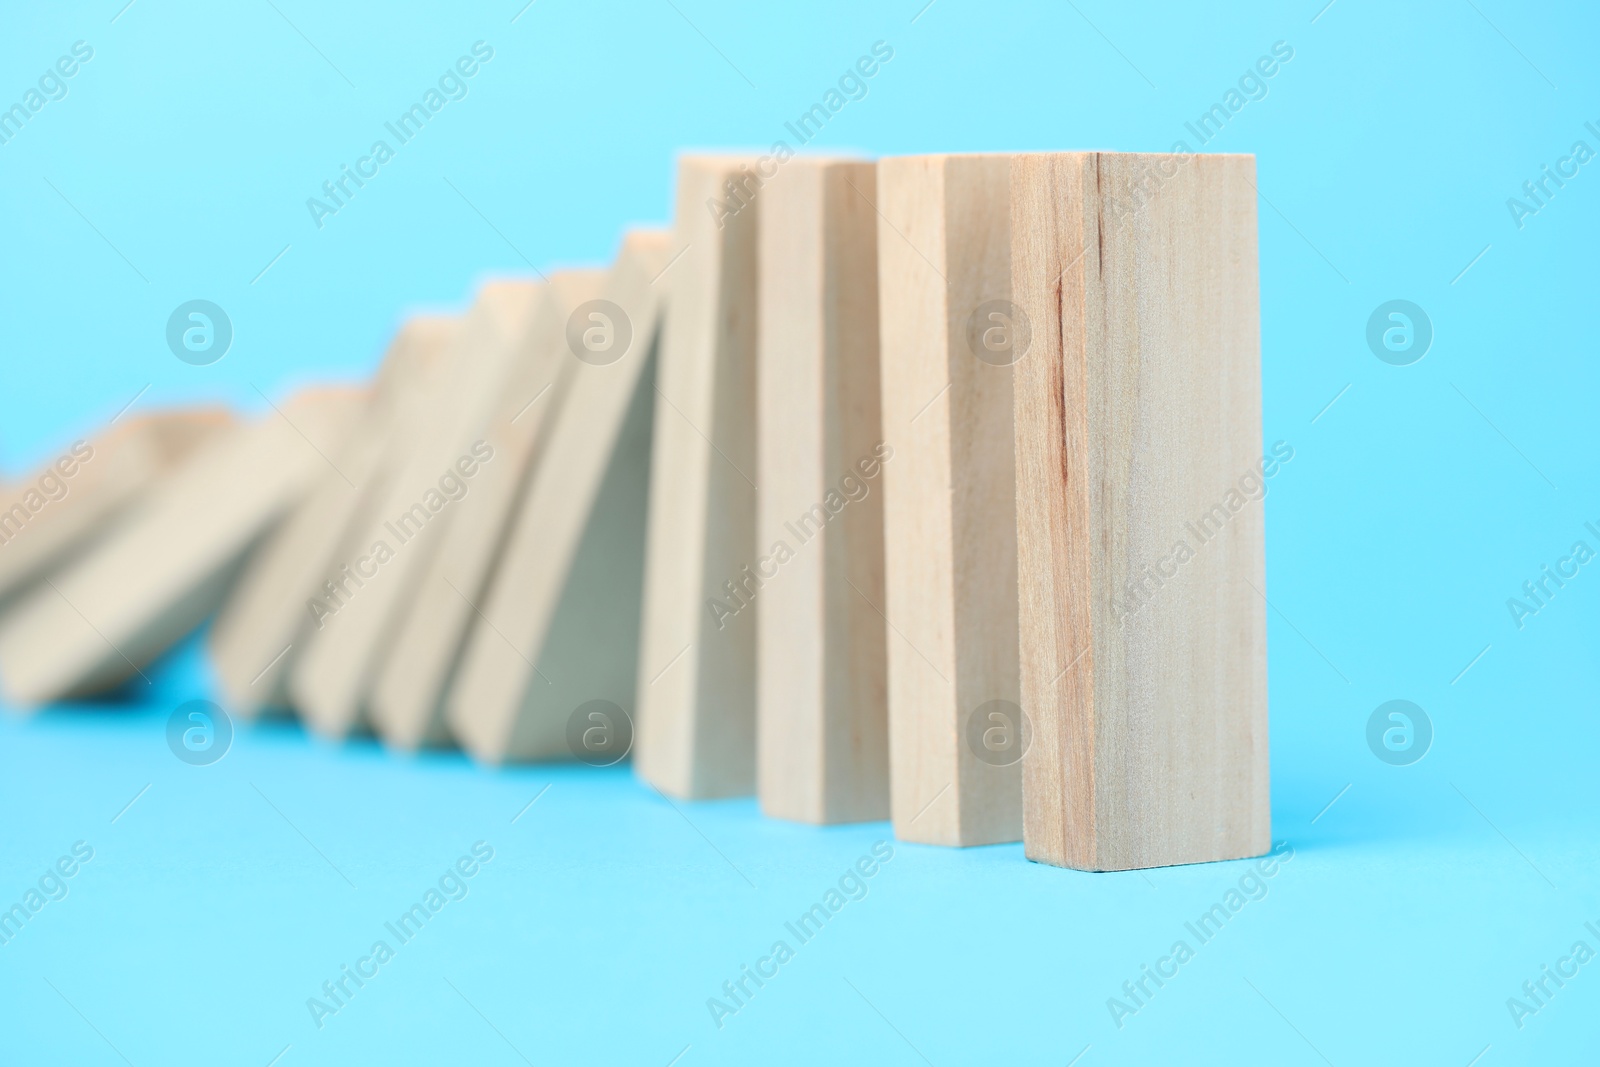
[
  {"left": 503, "top": 346, "right": 659, "bottom": 762},
  {"left": 1011, "top": 152, "right": 1100, "bottom": 869},
  {"left": 875, "top": 156, "right": 964, "bottom": 844},
  {"left": 687, "top": 158, "right": 762, "bottom": 798},
  {"left": 635, "top": 160, "right": 735, "bottom": 795},
  {"left": 757, "top": 163, "right": 828, "bottom": 821},
  {"left": 818, "top": 161, "right": 890, "bottom": 824},
  {"left": 1085, "top": 152, "right": 1268, "bottom": 870},
  {"left": 942, "top": 153, "right": 1023, "bottom": 846}
]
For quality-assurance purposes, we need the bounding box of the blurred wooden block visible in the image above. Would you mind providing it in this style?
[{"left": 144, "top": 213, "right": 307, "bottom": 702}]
[
  {"left": 371, "top": 270, "right": 606, "bottom": 749},
  {"left": 1011, "top": 152, "right": 1269, "bottom": 870},
  {"left": 0, "top": 408, "right": 231, "bottom": 605},
  {"left": 448, "top": 231, "right": 669, "bottom": 762},
  {"left": 209, "top": 318, "right": 456, "bottom": 717},
  {"left": 635, "top": 158, "right": 761, "bottom": 798},
  {"left": 876, "top": 154, "right": 1023, "bottom": 846},
  {"left": 755, "top": 159, "right": 890, "bottom": 824},
  {"left": 288, "top": 283, "right": 540, "bottom": 738},
  {"left": 0, "top": 388, "right": 363, "bottom": 705}
]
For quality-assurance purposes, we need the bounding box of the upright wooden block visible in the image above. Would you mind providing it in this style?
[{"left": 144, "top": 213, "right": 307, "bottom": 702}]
[
  {"left": 448, "top": 231, "right": 669, "bottom": 762},
  {"left": 1010, "top": 152, "right": 1268, "bottom": 871},
  {"left": 289, "top": 283, "right": 540, "bottom": 738},
  {"left": 875, "top": 154, "right": 1023, "bottom": 846},
  {"left": 635, "top": 157, "right": 761, "bottom": 798},
  {"left": 755, "top": 159, "right": 890, "bottom": 824},
  {"left": 0, "top": 409, "right": 231, "bottom": 604},
  {"left": 371, "top": 270, "right": 606, "bottom": 749},
  {"left": 209, "top": 317, "right": 456, "bottom": 716},
  {"left": 0, "top": 388, "right": 362, "bottom": 705}
]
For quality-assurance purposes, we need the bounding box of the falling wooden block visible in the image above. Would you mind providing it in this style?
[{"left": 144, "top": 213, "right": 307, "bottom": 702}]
[
  {"left": 635, "top": 157, "right": 762, "bottom": 798},
  {"left": 288, "top": 282, "right": 540, "bottom": 738},
  {"left": 209, "top": 317, "right": 457, "bottom": 717},
  {"left": 0, "top": 409, "right": 231, "bottom": 605},
  {"left": 371, "top": 270, "right": 607, "bottom": 749},
  {"left": 755, "top": 159, "right": 890, "bottom": 824},
  {"left": 1010, "top": 151, "right": 1269, "bottom": 870},
  {"left": 447, "top": 231, "right": 669, "bottom": 762},
  {"left": 0, "top": 388, "right": 363, "bottom": 705},
  {"left": 875, "top": 154, "right": 1023, "bottom": 846}
]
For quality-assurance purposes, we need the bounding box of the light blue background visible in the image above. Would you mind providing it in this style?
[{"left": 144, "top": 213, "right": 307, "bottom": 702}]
[{"left": 2, "top": 1, "right": 1597, "bottom": 1063}]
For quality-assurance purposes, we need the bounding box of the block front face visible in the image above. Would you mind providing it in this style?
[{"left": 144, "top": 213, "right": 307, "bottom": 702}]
[
  {"left": 756, "top": 159, "right": 890, "bottom": 825},
  {"left": 635, "top": 157, "right": 761, "bottom": 799},
  {"left": 877, "top": 154, "right": 1022, "bottom": 847},
  {"left": 1014, "top": 152, "right": 1269, "bottom": 871}
]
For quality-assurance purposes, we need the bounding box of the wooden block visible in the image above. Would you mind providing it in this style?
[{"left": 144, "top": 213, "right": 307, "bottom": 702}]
[
  {"left": 0, "top": 409, "right": 231, "bottom": 604},
  {"left": 755, "top": 159, "right": 890, "bottom": 824},
  {"left": 288, "top": 282, "right": 540, "bottom": 738},
  {"left": 447, "top": 231, "right": 670, "bottom": 762},
  {"left": 0, "top": 388, "right": 363, "bottom": 705},
  {"left": 634, "top": 157, "right": 761, "bottom": 798},
  {"left": 371, "top": 270, "right": 607, "bottom": 749},
  {"left": 875, "top": 154, "right": 1023, "bottom": 846},
  {"left": 209, "top": 317, "right": 457, "bottom": 717},
  {"left": 1011, "top": 152, "right": 1269, "bottom": 870}
]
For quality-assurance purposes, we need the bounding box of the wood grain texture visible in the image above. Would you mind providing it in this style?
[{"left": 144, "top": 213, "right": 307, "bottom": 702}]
[
  {"left": 634, "top": 157, "right": 762, "bottom": 798},
  {"left": 289, "top": 283, "right": 539, "bottom": 738},
  {"left": 372, "top": 270, "right": 606, "bottom": 749},
  {"left": 755, "top": 159, "right": 889, "bottom": 824},
  {"left": 0, "top": 388, "right": 363, "bottom": 705},
  {"left": 876, "top": 154, "right": 1023, "bottom": 846},
  {"left": 0, "top": 409, "right": 231, "bottom": 605},
  {"left": 1010, "top": 151, "right": 1269, "bottom": 871},
  {"left": 448, "top": 231, "right": 669, "bottom": 762},
  {"left": 209, "top": 317, "right": 455, "bottom": 717}
]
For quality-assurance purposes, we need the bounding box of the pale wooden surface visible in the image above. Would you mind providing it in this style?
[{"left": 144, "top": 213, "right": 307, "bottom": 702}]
[
  {"left": 210, "top": 317, "right": 455, "bottom": 717},
  {"left": 876, "top": 154, "right": 1023, "bottom": 846},
  {"left": 449, "top": 231, "right": 669, "bottom": 762},
  {"left": 289, "top": 284, "right": 539, "bottom": 738},
  {"left": 0, "top": 388, "right": 363, "bottom": 705},
  {"left": 1011, "top": 151, "right": 1269, "bottom": 871},
  {"left": 634, "top": 157, "right": 762, "bottom": 798},
  {"left": 756, "top": 159, "right": 889, "bottom": 824},
  {"left": 0, "top": 409, "right": 231, "bottom": 605},
  {"left": 372, "top": 271, "right": 606, "bottom": 749}
]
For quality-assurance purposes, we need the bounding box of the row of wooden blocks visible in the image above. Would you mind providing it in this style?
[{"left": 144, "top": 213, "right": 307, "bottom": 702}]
[{"left": 0, "top": 152, "right": 1268, "bottom": 871}]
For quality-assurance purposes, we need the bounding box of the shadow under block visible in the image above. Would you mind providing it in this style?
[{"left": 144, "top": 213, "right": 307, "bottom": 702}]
[
  {"left": 210, "top": 317, "right": 457, "bottom": 717},
  {"left": 755, "top": 159, "right": 890, "bottom": 825},
  {"left": 1010, "top": 152, "right": 1269, "bottom": 871},
  {"left": 0, "top": 408, "right": 232, "bottom": 605},
  {"left": 635, "top": 157, "right": 762, "bottom": 799},
  {"left": 448, "top": 231, "right": 669, "bottom": 762},
  {"left": 0, "top": 388, "right": 363, "bottom": 705},
  {"left": 372, "top": 270, "right": 608, "bottom": 749},
  {"left": 289, "top": 283, "right": 539, "bottom": 738},
  {"left": 875, "top": 154, "right": 1023, "bottom": 846}
]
